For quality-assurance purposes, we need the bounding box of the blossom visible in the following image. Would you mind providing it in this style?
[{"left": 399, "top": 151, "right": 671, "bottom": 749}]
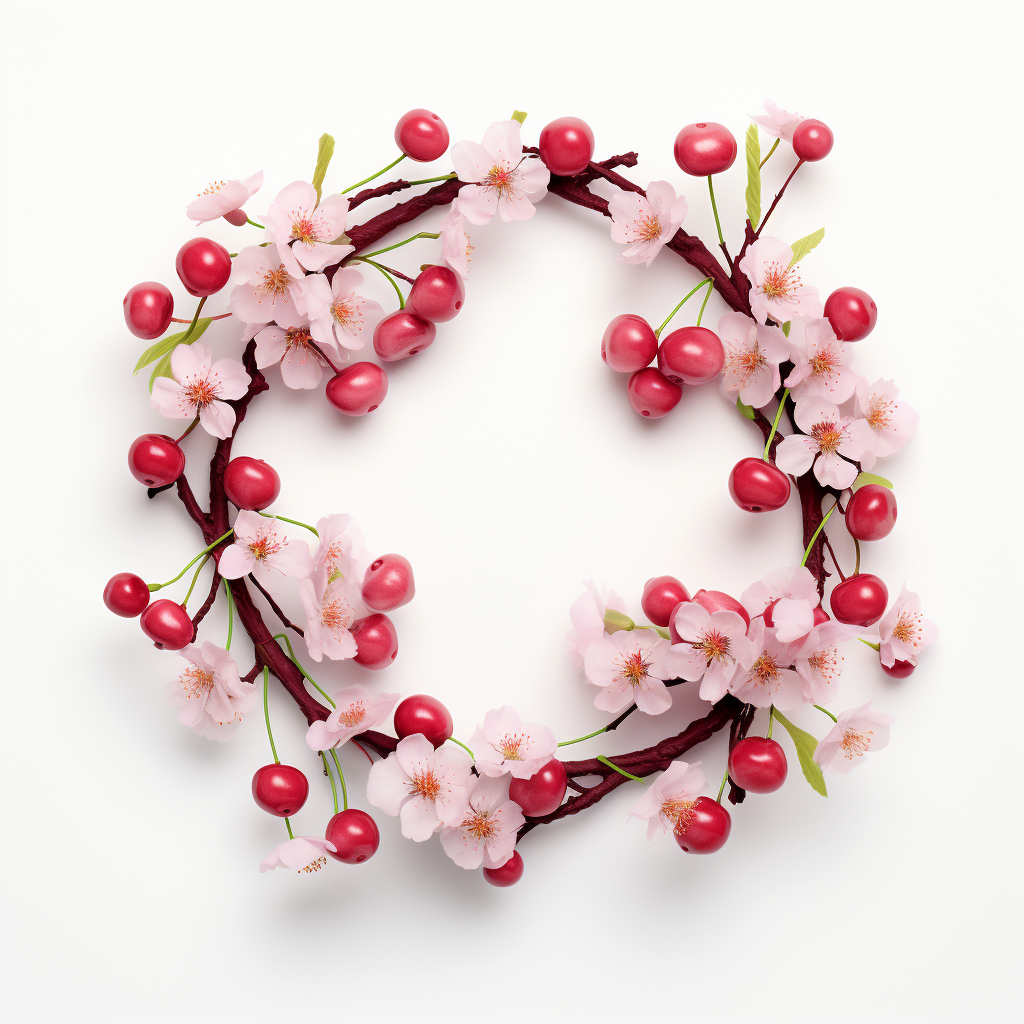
[
  {"left": 471, "top": 706, "right": 558, "bottom": 779},
  {"left": 751, "top": 100, "right": 805, "bottom": 143},
  {"left": 306, "top": 686, "right": 399, "bottom": 751},
  {"left": 793, "top": 622, "right": 860, "bottom": 703},
  {"left": 741, "top": 566, "right": 821, "bottom": 642},
  {"left": 150, "top": 343, "right": 251, "bottom": 440},
  {"left": 440, "top": 207, "right": 473, "bottom": 279},
  {"left": 775, "top": 397, "right": 876, "bottom": 489},
  {"left": 628, "top": 761, "right": 707, "bottom": 840},
  {"left": 302, "top": 268, "right": 383, "bottom": 354},
  {"left": 228, "top": 244, "right": 310, "bottom": 329},
  {"left": 608, "top": 180, "right": 687, "bottom": 266},
  {"left": 729, "top": 618, "right": 802, "bottom": 709},
  {"left": 366, "top": 734, "right": 472, "bottom": 840},
  {"left": 450, "top": 120, "right": 549, "bottom": 224},
  {"left": 738, "top": 237, "right": 823, "bottom": 324},
  {"left": 566, "top": 580, "right": 627, "bottom": 672},
  {"left": 814, "top": 700, "right": 894, "bottom": 774},
  {"left": 255, "top": 322, "right": 334, "bottom": 390},
  {"left": 312, "top": 514, "right": 371, "bottom": 593},
  {"left": 784, "top": 318, "right": 859, "bottom": 403},
  {"left": 262, "top": 181, "right": 353, "bottom": 277},
  {"left": 218, "top": 510, "right": 315, "bottom": 583},
  {"left": 439, "top": 774, "right": 524, "bottom": 870},
  {"left": 259, "top": 836, "right": 336, "bottom": 874},
  {"left": 186, "top": 171, "right": 263, "bottom": 223},
  {"left": 878, "top": 585, "right": 937, "bottom": 668},
  {"left": 718, "top": 312, "right": 791, "bottom": 409},
  {"left": 583, "top": 629, "right": 688, "bottom": 716},
  {"left": 669, "top": 603, "right": 754, "bottom": 703},
  {"left": 167, "top": 642, "right": 257, "bottom": 740},
  {"left": 297, "top": 578, "right": 362, "bottom": 662},
  {"left": 856, "top": 379, "right": 919, "bottom": 470}
]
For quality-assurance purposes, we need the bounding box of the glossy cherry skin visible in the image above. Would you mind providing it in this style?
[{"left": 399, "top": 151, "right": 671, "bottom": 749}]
[
  {"left": 103, "top": 573, "right": 151, "bottom": 617},
  {"left": 692, "top": 589, "right": 750, "bottom": 627},
  {"left": 642, "top": 576, "right": 691, "bottom": 627},
  {"left": 793, "top": 119, "right": 834, "bottom": 161},
  {"left": 223, "top": 456, "right": 280, "bottom": 511},
  {"left": 881, "top": 658, "right": 915, "bottom": 679},
  {"left": 483, "top": 850, "right": 524, "bottom": 887},
  {"left": 824, "top": 286, "right": 878, "bottom": 342},
  {"left": 175, "top": 237, "right": 232, "bottom": 297},
  {"left": 657, "top": 326, "right": 724, "bottom": 385},
  {"left": 830, "top": 574, "right": 888, "bottom": 627},
  {"left": 128, "top": 433, "right": 185, "bottom": 488},
  {"left": 123, "top": 282, "right": 174, "bottom": 340},
  {"left": 325, "top": 809, "right": 380, "bottom": 864},
  {"left": 509, "top": 759, "right": 568, "bottom": 817},
  {"left": 352, "top": 613, "right": 398, "bottom": 669},
  {"left": 538, "top": 116, "right": 595, "bottom": 176},
  {"left": 252, "top": 764, "right": 309, "bottom": 817},
  {"left": 139, "top": 599, "right": 193, "bottom": 650},
  {"left": 406, "top": 265, "right": 465, "bottom": 322},
  {"left": 602, "top": 314, "right": 657, "bottom": 373},
  {"left": 326, "top": 362, "right": 388, "bottom": 416},
  {"left": 673, "top": 122, "right": 737, "bottom": 176},
  {"left": 373, "top": 310, "right": 436, "bottom": 362},
  {"left": 362, "top": 554, "right": 415, "bottom": 612},
  {"left": 729, "top": 457, "right": 791, "bottom": 512},
  {"left": 393, "top": 695, "right": 453, "bottom": 748},
  {"left": 222, "top": 208, "right": 248, "bottom": 226},
  {"left": 728, "top": 737, "right": 788, "bottom": 793},
  {"left": 627, "top": 368, "right": 682, "bottom": 418},
  {"left": 675, "top": 797, "right": 731, "bottom": 854},
  {"left": 846, "top": 484, "right": 897, "bottom": 541},
  {"left": 394, "top": 109, "right": 449, "bottom": 162}
]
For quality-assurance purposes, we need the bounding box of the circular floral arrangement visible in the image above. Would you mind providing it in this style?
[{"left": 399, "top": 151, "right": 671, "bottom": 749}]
[{"left": 106, "top": 102, "right": 936, "bottom": 882}]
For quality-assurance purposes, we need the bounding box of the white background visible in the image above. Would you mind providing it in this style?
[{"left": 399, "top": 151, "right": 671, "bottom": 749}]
[{"left": 2, "top": 2, "right": 1020, "bottom": 1021}]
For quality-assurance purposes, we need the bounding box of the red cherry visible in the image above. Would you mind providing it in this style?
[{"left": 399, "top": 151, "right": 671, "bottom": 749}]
[
  {"left": 642, "top": 576, "right": 691, "bottom": 627},
  {"left": 139, "top": 599, "right": 194, "bottom": 650},
  {"left": 103, "top": 573, "right": 151, "bottom": 617},
  {"left": 352, "top": 613, "right": 398, "bottom": 669},
  {"left": 673, "top": 122, "right": 737, "bottom": 176},
  {"left": 729, "top": 457, "right": 791, "bottom": 512},
  {"left": 326, "top": 362, "right": 389, "bottom": 416},
  {"left": 824, "top": 287, "right": 878, "bottom": 342},
  {"left": 222, "top": 208, "right": 248, "bottom": 226},
  {"left": 509, "top": 759, "right": 568, "bottom": 817},
  {"left": 483, "top": 850, "right": 524, "bottom": 887},
  {"left": 538, "top": 116, "right": 595, "bottom": 176},
  {"left": 406, "top": 265, "right": 465, "bottom": 322},
  {"left": 373, "top": 310, "right": 436, "bottom": 362},
  {"left": 627, "top": 368, "right": 682, "bottom": 418},
  {"left": 793, "top": 119, "right": 834, "bottom": 162},
  {"left": 846, "top": 485, "right": 897, "bottom": 541},
  {"left": 830, "top": 574, "right": 888, "bottom": 627},
  {"left": 362, "top": 554, "right": 415, "bottom": 612},
  {"left": 692, "top": 589, "right": 750, "bottom": 627},
  {"left": 123, "top": 282, "right": 174, "bottom": 340},
  {"left": 728, "top": 737, "right": 788, "bottom": 794},
  {"left": 325, "top": 809, "right": 380, "bottom": 864},
  {"left": 394, "top": 695, "right": 453, "bottom": 748},
  {"left": 251, "top": 764, "right": 309, "bottom": 817},
  {"left": 223, "top": 456, "right": 280, "bottom": 511},
  {"left": 175, "top": 237, "right": 232, "bottom": 297},
  {"left": 128, "top": 434, "right": 185, "bottom": 488},
  {"left": 394, "top": 109, "right": 450, "bottom": 162},
  {"left": 657, "top": 326, "right": 724, "bottom": 385},
  {"left": 602, "top": 314, "right": 658, "bottom": 373},
  {"left": 675, "top": 796, "right": 731, "bottom": 854},
  {"left": 881, "top": 658, "right": 915, "bottom": 679}
]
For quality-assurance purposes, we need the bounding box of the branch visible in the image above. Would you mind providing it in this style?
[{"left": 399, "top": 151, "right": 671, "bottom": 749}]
[{"left": 247, "top": 573, "right": 304, "bottom": 636}]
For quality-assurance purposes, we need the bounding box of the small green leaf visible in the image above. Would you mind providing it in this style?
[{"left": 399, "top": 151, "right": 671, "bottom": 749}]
[
  {"left": 782, "top": 320, "right": 791, "bottom": 337},
  {"left": 736, "top": 397, "right": 756, "bottom": 420},
  {"left": 148, "top": 350, "right": 174, "bottom": 392},
  {"left": 603, "top": 610, "right": 635, "bottom": 633},
  {"left": 788, "top": 227, "right": 825, "bottom": 267},
  {"left": 312, "top": 133, "right": 335, "bottom": 203},
  {"left": 133, "top": 318, "right": 214, "bottom": 375},
  {"left": 744, "top": 124, "right": 761, "bottom": 229},
  {"left": 773, "top": 711, "right": 828, "bottom": 797},
  {"left": 651, "top": 625, "right": 671, "bottom": 640},
  {"left": 511, "top": 110, "right": 528, "bottom": 125},
  {"left": 852, "top": 472, "right": 893, "bottom": 491}
]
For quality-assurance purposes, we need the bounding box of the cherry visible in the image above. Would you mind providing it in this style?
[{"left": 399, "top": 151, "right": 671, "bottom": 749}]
[
  {"left": 692, "top": 589, "right": 750, "bottom": 627},
  {"left": 123, "top": 282, "right": 174, "bottom": 340},
  {"left": 140, "top": 599, "right": 194, "bottom": 650},
  {"left": 252, "top": 764, "right": 309, "bottom": 817},
  {"left": 394, "top": 109, "right": 449, "bottom": 162},
  {"left": 483, "top": 850, "right": 524, "bottom": 887},
  {"left": 406, "top": 265, "right": 465, "bottom": 322},
  {"left": 728, "top": 737, "right": 788, "bottom": 793},
  {"left": 657, "top": 326, "right": 724, "bottom": 385},
  {"left": 362, "top": 554, "right": 415, "bottom": 612},
  {"left": 830, "top": 574, "right": 888, "bottom": 627},
  {"left": 824, "top": 286, "right": 878, "bottom": 342},
  {"left": 792, "top": 119, "right": 834, "bottom": 162},
  {"left": 674, "top": 797, "right": 731, "bottom": 854},
  {"left": 673, "top": 122, "right": 737, "bottom": 176},
  {"left": 222, "top": 208, "right": 248, "bottom": 227},
  {"left": 627, "top": 368, "right": 682, "bottom": 418},
  {"left": 325, "top": 809, "right": 380, "bottom": 864},
  {"left": 846, "top": 484, "right": 897, "bottom": 541},
  {"left": 538, "top": 116, "right": 595, "bottom": 176},
  {"left": 601, "top": 314, "right": 658, "bottom": 373},
  {"left": 373, "top": 310, "right": 436, "bottom": 362},
  {"left": 103, "top": 573, "right": 151, "bottom": 618},
  {"left": 881, "top": 658, "right": 915, "bottom": 679},
  {"left": 729, "top": 457, "right": 791, "bottom": 512},
  {"left": 393, "top": 694, "right": 453, "bottom": 748},
  {"left": 509, "top": 759, "right": 568, "bottom": 817},
  {"left": 326, "top": 362, "right": 389, "bottom": 416},
  {"left": 128, "top": 434, "right": 185, "bottom": 488},
  {"left": 175, "top": 237, "right": 232, "bottom": 297},
  {"left": 223, "top": 456, "right": 280, "bottom": 511},
  {"left": 352, "top": 613, "right": 398, "bottom": 669},
  {"left": 642, "top": 576, "right": 691, "bottom": 627}
]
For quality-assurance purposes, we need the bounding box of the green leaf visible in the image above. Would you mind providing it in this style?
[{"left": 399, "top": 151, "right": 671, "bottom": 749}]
[
  {"left": 651, "top": 625, "right": 671, "bottom": 640},
  {"left": 852, "top": 472, "right": 893, "bottom": 491},
  {"left": 744, "top": 124, "right": 761, "bottom": 229},
  {"left": 133, "top": 318, "right": 214, "bottom": 375},
  {"left": 773, "top": 711, "right": 828, "bottom": 797},
  {"left": 782, "top": 320, "right": 791, "bottom": 337},
  {"left": 511, "top": 110, "right": 528, "bottom": 125},
  {"left": 788, "top": 227, "right": 825, "bottom": 267},
  {"left": 603, "top": 609, "right": 635, "bottom": 633},
  {"left": 736, "top": 397, "right": 756, "bottom": 420},
  {"left": 148, "top": 350, "right": 174, "bottom": 392},
  {"left": 312, "top": 133, "right": 335, "bottom": 203}
]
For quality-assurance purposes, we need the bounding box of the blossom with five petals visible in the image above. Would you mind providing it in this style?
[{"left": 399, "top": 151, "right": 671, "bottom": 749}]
[
  {"left": 583, "top": 629, "right": 689, "bottom": 716},
  {"left": 262, "top": 181, "right": 353, "bottom": 277},
  {"left": 774, "top": 397, "right": 876, "bottom": 489},
  {"left": 793, "top": 622, "right": 860, "bottom": 704},
  {"left": 228, "top": 244, "right": 310, "bottom": 329},
  {"left": 470, "top": 706, "right": 558, "bottom": 779},
  {"left": 729, "top": 618, "right": 802, "bottom": 709},
  {"left": 784, "top": 318, "right": 859, "bottom": 403},
  {"left": 168, "top": 642, "right": 257, "bottom": 740},
  {"left": 311, "top": 514, "right": 371, "bottom": 593},
  {"left": 186, "top": 171, "right": 263, "bottom": 223},
  {"left": 718, "top": 311, "right": 791, "bottom": 409},
  {"left": 856, "top": 378, "right": 919, "bottom": 470},
  {"left": 814, "top": 700, "right": 894, "bottom": 774},
  {"left": 439, "top": 774, "right": 524, "bottom": 870},
  {"left": 305, "top": 687, "right": 399, "bottom": 751},
  {"left": 738, "top": 237, "right": 823, "bottom": 324},
  {"left": 218, "top": 511, "right": 315, "bottom": 583},
  {"left": 297, "top": 578, "right": 362, "bottom": 663},
  {"left": 608, "top": 180, "right": 687, "bottom": 266},
  {"left": 877, "top": 585, "right": 937, "bottom": 669},
  {"left": 302, "top": 267, "right": 384, "bottom": 355},
  {"left": 669, "top": 603, "right": 754, "bottom": 703},
  {"left": 255, "top": 321, "right": 336, "bottom": 390},
  {"left": 628, "top": 761, "right": 707, "bottom": 840}
]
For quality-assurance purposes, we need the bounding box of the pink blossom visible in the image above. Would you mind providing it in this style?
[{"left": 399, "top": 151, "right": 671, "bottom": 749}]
[
  {"left": 878, "top": 585, "right": 937, "bottom": 669},
  {"left": 302, "top": 268, "right": 383, "bottom": 354},
  {"left": 439, "top": 774, "right": 524, "bottom": 870},
  {"left": 784, "top": 318, "right": 859, "bottom": 403},
  {"left": 218, "top": 511, "right": 315, "bottom": 583},
  {"left": 583, "top": 629, "right": 688, "bottom": 716},
  {"left": 608, "top": 181, "right": 687, "bottom": 266},
  {"left": 793, "top": 622, "right": 860, "bottom": 704},
  {"left": 729, "top": 618, "right": 802, "bottom": 709},
  {"left": 297, "top": 578, "right": 362, "bottom": 663},
  {"left": 775, "top": 397, "right": 876, "bottom": 489},
  {"left": 856, "top": 379, "right": 919, "bottom": 470},
  {"left": 186, "top": 172, "right": 263, "bottom": 223},
  {"left": 669, "top": 603, "right": 754, "bottom": 703},
  {"left": 167, "top": 642, "right": 257, "bottom": 740},
  {"left": 255, "top": 322, "right": 334, "bottom": 390},
  {"left": 628, "top": 761, "right": 707, "bottom": 840},
  {"left": 228, "top": 244, "right": 310, "bottom": 329},
  {"left": 306, "top": 686, "right": 399, "bottom": 751},
  {"left": 741, "top": 566, "right": 821, "bottom": 642},
  {"left": 814, "top": 700, "right": 894, "bottom": 774},
  {"left": 312, "top": 514, "right": 371, "bottom": 593},
  {"left": 566, "top": 580, "right": 627, "bottom": 672},
  {"left": 262, "top": 181, "right": 353, "bottom": 277},
  {"left": 718, "top": 312, "right": 791, "bottom": 409},
  {"left": 440, "top": 207, "right": 473, "bottom": 279},
  {"left": 259, "top": 836, "right": 336, "bottom": 874},
  {"left": 150, "top": 343, "right": 251, "bottom": 440},
  {"left": 751, "top": 101, "right": 805, "bottom": 143},
  {"left": 471, "top": 707, "right": 557, "bottom": 779},
  {"left": 738, "top": 237, "right": 823, "bottom": 324},
  {"left": 450, "top": 120, "right": 549, "bottom": 224}
]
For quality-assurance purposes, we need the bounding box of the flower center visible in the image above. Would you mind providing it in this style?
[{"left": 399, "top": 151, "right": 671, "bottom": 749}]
[
  {"left": 180, "top": 665, "right": 214, "bottom": 699},
  {"left": 809, "top": 346, "right": 839, "bottom": 379},
  {"left": 322, "top": 540, "right": 347, "bottom": 584},
  {"left": 299, "top": 855, "right": 327, "bottom": 874},
  {"left": 807, "top": 645, "right": 842, "bottom": 685},
  {"left": 331, "top": 299, "right": 361, "bottom": 329},
  {"left": 750, "top": 651, "right": 781, "bottom": 689},
  {"left": 337, "top": 703, "right": 366, "bottom": 728},
  {"left": 728, "top": 345, "right": 768, "bottom": 385},
  {"left": 662, "top": 796, "right": 696, "bottom": 833},
  {"left": 182, "top": 374, "right": 220, "bottom": 409},
  {"left": 761, "top": 261, "right": 800, "bottom": 301},
  {"left": 891, "top": 612, "right": 922, "bottom": 647},
  {"left": 695, "top": 629, "right": 732, "bottom": 665},
  {"left": 259, "top": 265, "right": 292, "bottom": 297},
  {"left": 812, "top": 419, "right": 845, "bottom": 454},
  {"left": 248, "top": 532, "right": 283, "bottom": 562},
  {"left": 291, "top": 215, "right": 321, "bottom": 245},
  {"left": 200, "top": 181, "right": 226, "bottom": 196},
  {"left": 321, "top": 594, "right": 354, "bottom": 635},
  {"left": 635, "top": 213, "right": 663, "bottom": 242},
  {"left": 617, "top": 650, "right": 650, "bottom": 688},
  {"left": 867, "top": 393, "right": 895, "bottom": 432},
  {"left": 484, "top": 165, "right": 516, "bottom": 197},
  {"left": 499, "top": 733, "right": 526, "bottom": 761},
  {"left": 841, "top": 728, "right": 873, "bottom": 759},
  {"left": 461, "top": 810, "right": 498, "bottom": 842},
  {"left": 409, "top": 770, "right": 441, "bottom": 801}
]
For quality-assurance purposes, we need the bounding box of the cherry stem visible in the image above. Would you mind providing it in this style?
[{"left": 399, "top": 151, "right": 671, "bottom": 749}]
[
  {"left": 257, "top": 510, "right": 319, "bottom": 537},
  {"left": 174, "top": 416, "right": 200, "bottom": 443},
  {"left": 355, "top": 258, "right": 405, "bottom": 308},
  {"left": 308, "top": 341, "right": 341, "bottom": 375},
  {"left": 329, "top": 748, "right": 349, "bottom": 811},
  {"left": 408, "top": 172, "right": 457, "bottom": 186},
  {"left": 284, "top": 817, "right": 294, "bottom": 839},
  {"left": 706, "top": 176, "right": 729, "bottom": 260},
  {"left": 755, "top": 159, "right": 804, "bottom": 240},
  {"left": 180, "top": 296, "right": 208, "bottom": 344},
  {"left": 170, "top": 313, "right": 232, "bottom": 324},
  {"left": 558, "top": 725, "right": 610, "bottom": 747},
  {"left": 148, "top": 528, "right": 233, "bottom": 591},
  {"left": 813, "top": 704, "right": 839, "bottom": 723},
  {"left": 447, "top": 737, "right": 475, "bottom": 759},
  {"left": 800, "top": 502, "right": 838, "bottom": 567},
  {"left": 223, "top": 579, "right": 235, "bottom": 650},
  {"left": 822, "top": 534, "right": 848, "bottom": 582},
  {"left": 695, "top": 278, "right": 714, "bottom": 327},
  {"left": 342, "top": 153, "right": 406, "bottom": 195},
  {"left": 181, "top": 554, "right": 210, "bottom": 609},
  {"left": 321, "top": 751, "right": 339, "bottom": 815},
  {"left": 859, "top": 638, "right": 881, "bottom": 652},
  {"left": 767, "top": 705, "right": 775, "bottom": 739},
  {"left": 762, "top": 388, "right": 790, "bottom": 460},
  {"left": 360, "top": 231, "right": 440, "bottom": 260},
  {"left": 654, "top": 277, "right": 713, "bottom": 338},
  {"left": 272, "top": 633, "right": 334, "bottom": 708},
  {"left": 262, "top": 667, "right": 280, "bottom": 765},
  {"left": 853, "top": 536, "right": 862, "bottom": 576},
  {"left": 596, "top": 754, "right": 646, "bottom": 783},
  {"left": 246, "top": 217, "right": 265, "bottom": 229},
  {"left": 759, "top": 138, "right": 780, "bottom": 168},
  {"left": 716, "top": 766, "right": 729, "bottom": 803}
]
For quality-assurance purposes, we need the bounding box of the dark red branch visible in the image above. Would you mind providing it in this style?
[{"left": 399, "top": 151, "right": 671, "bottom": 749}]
[{"left": 247, "top": 573, "right": 304, "bottom": 636}]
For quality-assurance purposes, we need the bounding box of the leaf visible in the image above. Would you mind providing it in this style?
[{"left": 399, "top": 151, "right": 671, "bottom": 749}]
[
  {"left": 736, "top": 397, "right": 756, "bottom": 420},
  {"left": 782, "top": 320, "right": 791, "bottom": 337},
  {"left": 773, "top": 711, "right": 828, "bottom": 797},
  {"left": 744, "top": 124, "right": 761, "bottom": 229},
  {"left": 651, "top": 625, "right": 671, "bottom": 640},
  {"left": 133, "top": 318, "right": 214, "bottom": 375},
  {"left": 511, "top": 110, "right": 528, "bottom": 125},
  {"left": 852, "top": 471, "right": 893, "bottom": 491},
  {"left": 312, "top": 133, "right": 335, "bottom": 203},
  {"left": 788, "top": 227, "right": 825, "bottom": 267},
  {"left": 603, "top": 609, "right": 635, "bottom": 633},
  {"left": 149, "top": 350, "right": 174, "bottom": 392}
]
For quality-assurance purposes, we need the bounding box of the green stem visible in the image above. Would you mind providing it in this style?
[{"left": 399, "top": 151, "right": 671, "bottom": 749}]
[
  {"left": 596, "top": 754, "right": 646, "bottom": 783},
  {"left": 763, "top": 388, "right": 790, "bottom": 460},
  {"left": 800, "top": 503, "right": 838, "bottom": 567},
  {"left": 707, "top": 176, "right": 726, "bottom": 249},
  {"left": 321, "top": 752, "right": 339, "bottom": 815},
  {"left": 696, "top": 278, "right": 714, "bottom": 327},
  {"left": 356, "top": 258, "right": 405, "bottom": 308},
  {"left": 272, "top": 634, "right": 335, "bottom": 707},
  {"left": 263, "top": 667, "right": 280, "bottom": 764},
  {"left": 361, "top": 231, "right": 440, "bottom": 260},
  {"left": 767, "top": 705, "right": 775, "bottom": 739},
  {"left": 558, "top": 726, "right": 609, "bottom": 748},
  {"left": 759, "top": 138, "right": 780, "bottom": 169},
  {"left": 342, "top": 153, "right": 406, "bottom": 195},
  {"left": 174, "top": 417, "right": 200, "bottom": 443},
  {"left": 813, "top": 704, "right": 839, "bottom": 723},
  {"left": 859, "top": 638, "right": 881, "bottom": 652},
  {"left": 178, "top": 296, "right": 207, "bottom": 346},
  {"left": 329, "top": 749, "right": 348, "bottom": 811},
  {"left": 149, "top": 529, "right": 234, "bottom": 592},
  {"left": 716, "top": 766, "right": 729, "bottom": 803},
  {"left": 246, "top": 217, "right": 265, "bottom": 229},
  {"left": 447, "top": 737, "right": 475, "bottom": 759},
  {"left": 223, "top": 580, "right": 235, "bottom": 650},
  {"left": 407, "top": 172, "right": 457, "bottom": 186},
  {"left": 654, "top": 277, "right": 713, "bottom": 338},
  {"left": 284, "top": 817, "right": 294, "bottom": 839},
  {"left": 853, "top": 537, "right": 862, "bottom": 576},
  {"left": 257, "top": 510, "right": 319, "bottom": 537},
  {"left": 181, "top": 554, "right": 209, "bottom": 609}
]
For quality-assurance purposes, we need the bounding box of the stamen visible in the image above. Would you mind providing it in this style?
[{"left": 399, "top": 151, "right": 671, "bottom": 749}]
[
  {"left": 409, "top": 770, "right": 441, "bottom": 801},
  {"left": 841, "top": 728, "right": 873, "bottom": 759}
]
